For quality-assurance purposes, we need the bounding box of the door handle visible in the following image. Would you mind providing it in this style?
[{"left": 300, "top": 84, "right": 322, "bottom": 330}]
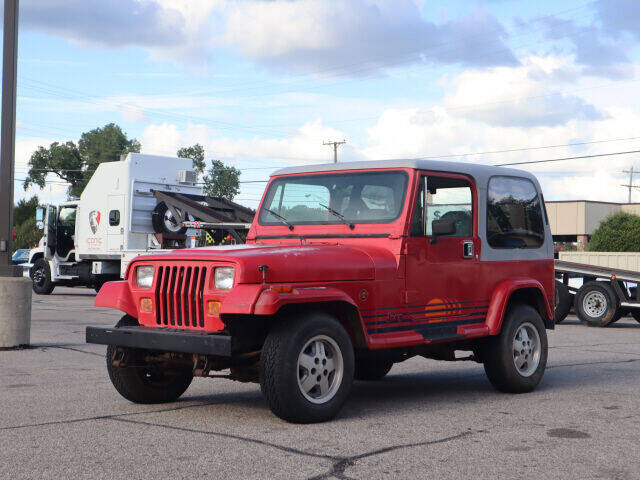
[{"left": 462, "top": 241, "right": 474, "bottom": 258}]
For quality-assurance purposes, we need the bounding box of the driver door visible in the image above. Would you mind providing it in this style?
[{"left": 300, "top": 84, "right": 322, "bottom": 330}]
[{"left": 404, "top": 173, "right": 484, "bottom": 339}]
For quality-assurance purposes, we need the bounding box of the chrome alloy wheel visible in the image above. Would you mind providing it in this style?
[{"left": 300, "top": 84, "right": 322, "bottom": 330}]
[
  {"left": 512, "top": 322, "right": 541, "bottom": 377},
  {"left": 162, "top": 208, "right": 183, "bottom": 233},
  {"left": 582, "top": 290, "right": 608, "bottom": 318},
  {"left": 297, "top": 335, "right": 344, "bottom": 404}
]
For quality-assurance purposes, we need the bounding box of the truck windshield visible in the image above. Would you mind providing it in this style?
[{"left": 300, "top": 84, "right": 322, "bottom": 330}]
[{"left": 258, "top": 171, "right": 408, "bottom": 226}]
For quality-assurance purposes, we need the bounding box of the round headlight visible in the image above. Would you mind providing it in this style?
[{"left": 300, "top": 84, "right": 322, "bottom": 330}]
[
  {"left": 214, "top": 267, "right": 234, "bottom": 290},
  {"left": 136, "top": 266, "right": 155, "bottom": 288}
]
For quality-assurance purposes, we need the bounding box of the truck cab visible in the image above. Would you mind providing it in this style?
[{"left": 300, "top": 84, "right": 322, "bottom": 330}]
[{"left": 87, "top": 160, "right": 554, "bottom": 423}]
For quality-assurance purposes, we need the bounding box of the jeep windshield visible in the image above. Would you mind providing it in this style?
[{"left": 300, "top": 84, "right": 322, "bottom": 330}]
[{"left": 258, "top": 170, "right": 408, "bottom": 226}]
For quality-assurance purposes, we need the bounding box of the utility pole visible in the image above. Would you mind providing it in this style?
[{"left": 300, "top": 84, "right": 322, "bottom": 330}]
[
  {"left": 323, "top": 140, "right": 346, "bottom": 163},
  {"left": 0, "top": 0, "right": 19, "bottom": 276},
  {"left": 622, "top": 167, "right": 636, "bottom": 203}
]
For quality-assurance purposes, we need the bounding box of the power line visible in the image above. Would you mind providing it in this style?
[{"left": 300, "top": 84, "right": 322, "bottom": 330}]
[{"left": 492, "top": 149, "right": 640, "bottom": 167}]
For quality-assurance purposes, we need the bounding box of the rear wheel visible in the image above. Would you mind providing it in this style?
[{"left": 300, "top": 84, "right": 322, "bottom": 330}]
[
  {"left": 575, "top": 281, "right": 618, "bottom": 327},
  {"left": 482, "top": 304, "right": 548, "bottom": 393},
  {"left": 106, "top": 315, "right": 193, "bottom": 404},
  {"left": 554, "top": 280, "right": 571, "bottom": 324},
  {"left": 30, "top": 258, "right": 55, "bottom": 295},
  {"left": 259, "top": 312, "right": 354, "bottom": 423}
]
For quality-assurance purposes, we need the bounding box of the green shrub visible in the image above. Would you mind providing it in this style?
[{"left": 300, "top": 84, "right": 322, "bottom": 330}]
[{"left": 587, "top": 211, "right": 640, "bottom": 252}]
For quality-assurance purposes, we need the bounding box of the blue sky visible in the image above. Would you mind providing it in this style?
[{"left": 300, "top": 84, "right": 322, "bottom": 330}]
[{"left": 10, "top": 0, "right": 640, "bottom": 207}]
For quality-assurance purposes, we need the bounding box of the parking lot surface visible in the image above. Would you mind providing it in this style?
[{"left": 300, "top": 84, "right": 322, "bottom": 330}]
[{"left": 2, "top": 287, "right": 640, "bottom": 479}]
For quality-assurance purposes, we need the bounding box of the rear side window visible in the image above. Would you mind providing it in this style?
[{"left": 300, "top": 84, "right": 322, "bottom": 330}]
[{"left": 487, "top": 176, "right": 544, "bottom": 249}]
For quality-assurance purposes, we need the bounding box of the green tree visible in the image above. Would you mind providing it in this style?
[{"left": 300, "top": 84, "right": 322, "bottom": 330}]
[
  {"left": 587, "top": 211, "right": 640, "bottom": 252},
  {"left": 24, "top": 123, "right": 140, "bottom": 198},
  {"left": 203, "top": 159, "right": 240, "bottom": 200},
  {"left": 13, "top": 217, "right": 41, "bottom": 250},
  {"left": 177, "top": 144, "right": 205, "bottom": 175},
  {"left": 23, "top": 142, "right": 84, "bottom": 197},
  {"left": 13, "top": 195, "right": 39, "bottom": 227}
]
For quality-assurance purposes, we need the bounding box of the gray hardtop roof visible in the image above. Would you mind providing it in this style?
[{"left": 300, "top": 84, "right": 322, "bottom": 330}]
[{"left": 271, "top": 159, "right": 537, "bottom": 183}]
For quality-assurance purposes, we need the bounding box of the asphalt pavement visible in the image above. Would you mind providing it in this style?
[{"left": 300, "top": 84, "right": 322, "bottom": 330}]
[{"left": 2, "top": 287, "right": 640, "bottom": 479}]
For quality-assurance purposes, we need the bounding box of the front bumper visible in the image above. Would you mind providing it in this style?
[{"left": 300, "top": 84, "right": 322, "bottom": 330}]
[{"left": 86, "top": 325, "right": 232, "bottom": 356}]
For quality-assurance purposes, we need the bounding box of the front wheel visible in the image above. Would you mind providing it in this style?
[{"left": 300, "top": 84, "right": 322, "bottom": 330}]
[
  {"left": 31, "top": 258, "right": 55, "bottom": 295},
  {"left": 259, "top": 312, "right": 354, "bottom": 423},
  {"left": 106, "top": 315, "right": 193, "bottom": 404},
  {"left": 482, "top": 304, "right": 548, "bottom": 393}
]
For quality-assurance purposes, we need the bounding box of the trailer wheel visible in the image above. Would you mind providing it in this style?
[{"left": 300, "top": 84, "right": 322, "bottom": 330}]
[
  {"left": 106, "top": 315, "right": 193, "bottom": 404},
  {"left": 574, "top": 281, "right": 618, "bottom": 327},
  {"left": 259, "top": 312, "right": 354, "bottom": 423},
  {"left": 151, "top": 202, "right": 187, "bottom": 235},
  {"left": 30, "top": 258, "right": 55, "bottom": 295},
  {"left": 554, "top": 280, "right": 571, "bottom": 324}
]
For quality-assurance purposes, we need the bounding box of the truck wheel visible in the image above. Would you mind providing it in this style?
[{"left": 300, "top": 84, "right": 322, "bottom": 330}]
[
  {"left": 354, "top": 354, "right": 393, "bottom": 381},
  {"left": 106, "top": 315, "right": 193, "bottom": 404},
  {"left": 575, "top": 281, "right": 618, "bottom": 327},
  {"left": 151, "top": 202, "right": 187, "bottom": 235},
  {"left": 259, "top": 312, "right": 354, "bottom": 423},
  {"left": 482, "top": 304, "right": 548, "bottom": 393},
  {"left": 554, "top": 280, "right": 571, "bottom": 324},
  {"left": 30, "top": 258, "right": 55, "bottom": 295}
]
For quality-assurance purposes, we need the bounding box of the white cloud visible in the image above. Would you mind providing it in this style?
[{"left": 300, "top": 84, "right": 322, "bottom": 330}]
[
  {"left": 221, "top": 0, "right": 516, "bottom": 73},
  {"left": 20, "top": 0, "right": 516, "bottom": 73},
  {"left": 443, "top": 56, "right": 604, "bottom": 127}
]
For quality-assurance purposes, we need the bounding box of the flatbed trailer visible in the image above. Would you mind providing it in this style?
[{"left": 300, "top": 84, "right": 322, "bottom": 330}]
[{"left": 554, "top": 259, "right": 640, "bottom": 327}]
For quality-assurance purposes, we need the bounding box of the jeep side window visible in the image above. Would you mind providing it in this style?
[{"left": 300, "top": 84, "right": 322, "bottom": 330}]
[
  {"left": 486, "top": 176, "right": 544, "bottom": 248},
  {"left": 410, "top": 175, "right": 472, "bottom": 237}
]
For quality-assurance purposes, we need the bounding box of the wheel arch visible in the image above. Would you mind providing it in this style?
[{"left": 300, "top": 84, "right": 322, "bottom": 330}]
[
  {"left": 275, "top": 301, "right": 367, "bottom": 349},
  {"left": 486, "top": 279, "right": 553, "bottom": 334}
]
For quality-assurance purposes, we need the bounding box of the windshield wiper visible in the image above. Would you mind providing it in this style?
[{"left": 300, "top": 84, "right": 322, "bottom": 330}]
[
  {"left": 319, "top": 204, "right": 355, "bottom": 229},
  {"left": 264, "top": 208, "right": 294, "bottom": 230}
]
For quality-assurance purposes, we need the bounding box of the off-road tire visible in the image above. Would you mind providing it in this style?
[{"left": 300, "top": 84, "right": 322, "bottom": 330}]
[
  {"left": 482, "top": 304, "right": 548, "bottom": 393},
  {"left": 354, "top": 354, "right": 393, "bottom": 381},
  {"left": 106, "top": 315, "right": 193, "bottom": 404},
  {"left": 31, "top": 258, "right": 55, "bottom": 295},
  {"left": 259, "top": 312, "right": 354, "bottom": 423},
  {"left": 554, "top": 280, "right": 571, "bottom": 324},
  {"left": 151, "top": 202, "right": 187, "bottom": 235},
  {"left": 574, "top": 281, "right": 618, "bottom": 327}
]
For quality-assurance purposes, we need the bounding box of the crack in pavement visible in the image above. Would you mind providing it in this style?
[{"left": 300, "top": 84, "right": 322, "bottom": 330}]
[
  {"left": 0, "top": 400, "right": 221, "bottom": 432},
  {"left": 307, "top": 429, "right": 480, "bottom": 480},
  {"left": 36, "top": 344, "right": 104, "bottom": 357},
  {"left": 107, "top": 417, "right": 480, "bottom": 480}
]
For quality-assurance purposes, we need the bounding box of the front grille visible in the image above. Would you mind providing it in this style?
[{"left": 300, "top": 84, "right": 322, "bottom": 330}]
[{"left": 155, "top": 265, "right": 207, "bottom": 328}]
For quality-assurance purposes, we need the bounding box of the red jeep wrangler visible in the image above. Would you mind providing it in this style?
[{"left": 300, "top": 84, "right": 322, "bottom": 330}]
[{"left": 87, "top": 160, "right": 554, "bottom": 423}]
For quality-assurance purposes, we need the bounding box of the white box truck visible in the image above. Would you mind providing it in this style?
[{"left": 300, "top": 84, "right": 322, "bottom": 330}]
[{"left": 26, "top": 153, "right": 203, "bottom": 294}]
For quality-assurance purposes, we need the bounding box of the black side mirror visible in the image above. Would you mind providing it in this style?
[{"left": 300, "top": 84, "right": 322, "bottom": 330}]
[{"left": 430, "top": 219, "right": 456, "bottom": 244}]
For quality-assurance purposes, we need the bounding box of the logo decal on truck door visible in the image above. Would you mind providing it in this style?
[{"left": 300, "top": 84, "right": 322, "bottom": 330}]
[{"left": 89, "top": 210, "right": 101, "bottom": 234}]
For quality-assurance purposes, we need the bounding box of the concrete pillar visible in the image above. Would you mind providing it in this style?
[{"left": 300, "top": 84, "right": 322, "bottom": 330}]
[{"left": 0, "top": 276, "right": 31, "bottom": 348}]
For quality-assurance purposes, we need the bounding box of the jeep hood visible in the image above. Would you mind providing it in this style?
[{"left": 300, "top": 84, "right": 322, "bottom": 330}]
[{"left": 136, "top": 243, "right": 397, "bottom": 284}]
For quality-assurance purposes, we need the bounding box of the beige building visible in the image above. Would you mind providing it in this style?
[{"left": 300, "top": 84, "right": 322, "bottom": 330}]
[{"left": 546, "top": 200, "right": 640, "bottom": 249}]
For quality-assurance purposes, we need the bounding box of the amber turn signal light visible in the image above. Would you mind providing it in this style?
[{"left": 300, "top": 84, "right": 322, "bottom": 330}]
[
  {"left": 208, "top": 301, "right": 221, "bottom": 315},
  {"left": 271, "top": 285, "right": 293, "bottom": 293},
  {"left": 140, "top": 298, "right": 153, "bottom": 312}
]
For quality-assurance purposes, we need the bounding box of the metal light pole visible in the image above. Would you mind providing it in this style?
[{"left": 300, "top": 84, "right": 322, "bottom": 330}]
[
  {"left": 0, "top": 0, "right": 30, "bottom": 350},
  {"left": 0, "top": 0, "right": 19, "bottom": 276}
]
